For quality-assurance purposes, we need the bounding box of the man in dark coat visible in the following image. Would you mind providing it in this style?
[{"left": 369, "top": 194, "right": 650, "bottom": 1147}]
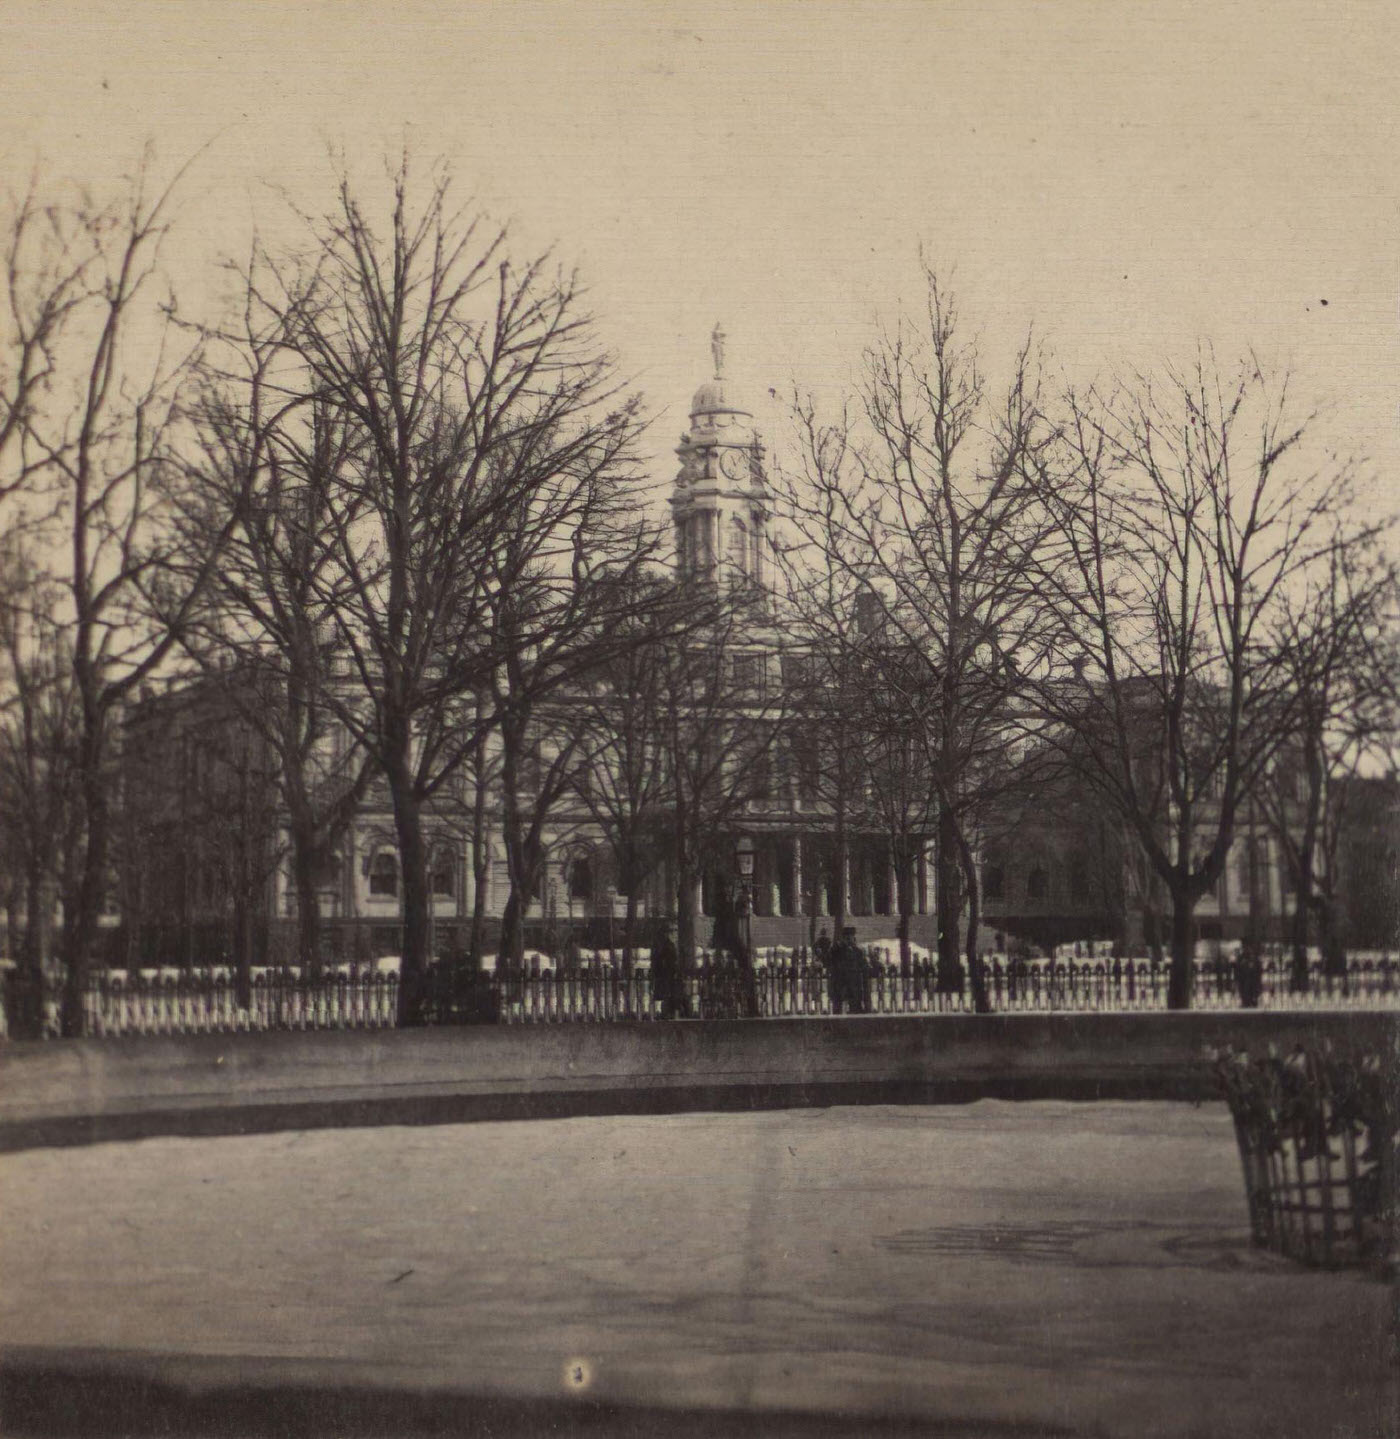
[
  {"left": 828, "top": 926, "right": 866, "bottom": 1015},
  {"left": 650, "top": 926, "right": 689, "bottom": 1019}
]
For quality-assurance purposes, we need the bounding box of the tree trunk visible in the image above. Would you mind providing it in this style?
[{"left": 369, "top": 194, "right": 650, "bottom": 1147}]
[
  {"left": 894, "top": 843, "right": 913, "bottom": 976},
  {"left": 232, "top": 893, "right": 254, "bottom": 1009},
  {"left": 673, "top": 778, "right": 698, "bottom": 963},
  {"left": 12, "top": 864, "right": 48, "bottom": 1039},
  {"left": 675, "top": 838, "right": 698, "bottom": 965},
  {"left": 288, "top": 818, "right": 323, "bottom": 979},
  {"left": 1166, "top": 890, "right": 1194, "bottom": 1010},
  {"left": 60, "top": 718, "right": 109, "bottom": 1038},
  {"left": 386, "top": 763, "right": 429, "bottom": 1026},
  {"left": 934, "top": 806, "right": 963, "bottom": 992},
  {"left": 469, "top": 838, "right": 489, "bottom": 969},
  {"left": 1289, "top": 747, "right": 1323, "bottom": 993},
  {"left": 497, "top": 714, "right": 530, "bottom": 972},
  {"left": 500, "top": 886, "right": 524, "bottom": 972},
  {"left": 832, "top": 813, "right": 848, "bottom": 932},
  {"left": 500, "top": 818, "right": 541, "bottom": 972},
  {"left": 1289, "top": 862, "right": 1312, "bottom": 993},
  {"left": 1319, "top": 895, "right": 1347, "bottom": 979},
  {"left": 504, "top": 837, "right": 544, "bottom": 972},
  {"left": 953, "top": 829, "right": 990, "bottom": 1015}
]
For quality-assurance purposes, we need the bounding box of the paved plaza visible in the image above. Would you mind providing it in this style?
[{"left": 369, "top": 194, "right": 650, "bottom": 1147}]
[{"left": 1, "top": 1101, "right": 1395, "bottom": 1437}]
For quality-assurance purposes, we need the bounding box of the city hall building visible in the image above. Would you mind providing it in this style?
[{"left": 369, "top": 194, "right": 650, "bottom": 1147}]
[{"left": 113, "top": 332, "right": 1383, "bottom": 967}]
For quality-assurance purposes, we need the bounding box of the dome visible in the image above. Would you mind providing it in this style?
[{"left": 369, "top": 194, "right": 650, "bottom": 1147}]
[{"left": 690, "top": 376, "right": 752, "bottom": 418}]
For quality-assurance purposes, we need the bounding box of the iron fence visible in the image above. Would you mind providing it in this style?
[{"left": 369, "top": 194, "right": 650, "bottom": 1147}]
[
  {"left": 5, "top": 945, "right": 1396, "bottom": 1040},
  {"left": 493, "top": 949, "right": 1400, "bottom": 1024}
]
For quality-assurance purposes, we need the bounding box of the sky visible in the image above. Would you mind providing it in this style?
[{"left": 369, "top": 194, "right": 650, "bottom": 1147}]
[{"left": 3, "top": 0, "right": 1398, "bottom": 514}]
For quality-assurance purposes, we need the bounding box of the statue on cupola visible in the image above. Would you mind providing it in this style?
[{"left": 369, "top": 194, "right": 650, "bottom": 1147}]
[{"left": 670, "top": 323, "right": 771, "bottom": 596}]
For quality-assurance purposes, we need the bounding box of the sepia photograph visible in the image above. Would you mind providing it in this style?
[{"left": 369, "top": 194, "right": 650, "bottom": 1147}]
[{"left": 0, "top": 2, "right": 1397, "bottom": 1436}]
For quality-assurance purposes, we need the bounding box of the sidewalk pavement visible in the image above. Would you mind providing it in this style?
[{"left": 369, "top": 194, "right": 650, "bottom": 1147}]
[{"left": 1, "top": 1103, "right": 1395, "bottom": 1438}]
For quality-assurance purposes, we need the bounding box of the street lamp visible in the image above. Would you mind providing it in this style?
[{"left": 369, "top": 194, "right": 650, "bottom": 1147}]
[
  {"left": 735, "top": 836, "right": 756, "bottom": 955},
  {"left": 733, "top": 835, "right": 758, "bottom": 1017}
]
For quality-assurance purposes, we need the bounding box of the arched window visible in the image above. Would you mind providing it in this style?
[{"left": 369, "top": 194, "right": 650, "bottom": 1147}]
[
  {"left": 1026, "top": 865, "right": 1049, "bottom": 901},
  {"left": 983, "top": 863, "right": 1005, "bottom": 902},
  {"left": 568, "top": 855, "right": 593, "bottom": 903},
  {"left": 368, "top": 851, "right": 399, "bottom": 898}
]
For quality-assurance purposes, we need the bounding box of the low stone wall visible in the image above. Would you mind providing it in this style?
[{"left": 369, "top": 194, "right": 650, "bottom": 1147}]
[{"left": 0, "top": 1010, "right": 1394, "bottom": 1152}]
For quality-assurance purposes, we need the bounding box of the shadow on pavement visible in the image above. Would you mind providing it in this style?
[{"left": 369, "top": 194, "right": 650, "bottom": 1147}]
[{"left": 0, "top": 1350, "right": 1085, "bottom": 1439}]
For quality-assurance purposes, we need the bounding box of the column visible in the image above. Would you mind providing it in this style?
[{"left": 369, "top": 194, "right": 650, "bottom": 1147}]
[{"left": 344, "top": 826, "right": 359, "bottom": 919}]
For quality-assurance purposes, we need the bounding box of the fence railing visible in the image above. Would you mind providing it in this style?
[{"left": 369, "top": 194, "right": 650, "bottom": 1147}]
[
  {"left": 2, "top": 949, "right": 1396, "bottom": 1040},
  {"left": 493, "top": 949, "right": 1400, "bottom": 1024}
]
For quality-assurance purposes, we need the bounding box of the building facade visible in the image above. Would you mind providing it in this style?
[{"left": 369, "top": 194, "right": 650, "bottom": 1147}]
[{"left": 112, "top": 331, "right": 1387, "bottom": 967}]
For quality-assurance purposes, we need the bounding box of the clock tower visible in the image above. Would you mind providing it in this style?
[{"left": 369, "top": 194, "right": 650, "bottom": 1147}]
[{"left": 671, "top": 323, "right": 770, "bottom": 592}]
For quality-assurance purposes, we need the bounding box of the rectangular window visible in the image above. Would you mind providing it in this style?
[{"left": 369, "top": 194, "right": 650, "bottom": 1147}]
[
  {"left": 431, "top": 854, "right": 454, "bottom": 897},
  {"left": 732, "top": 654, "right": 761, "bottom": 691},
  {"left": 368, "top": 853, "right": 399, "bottom": 898}
]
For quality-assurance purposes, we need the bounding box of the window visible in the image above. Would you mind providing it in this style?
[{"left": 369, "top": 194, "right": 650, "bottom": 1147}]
[
  {"left": 793, "top": 731, "right": 821, "bottom": 802},
  {"left": 748, "top": 750, "right": 772, "bottom": 802},
  {"left": 854, "top": 590, "right": 883, "bottom": 634},
  {"left": 984, "top": 864, "right": 1005, "bottom": 902},
  {"left": 1027, "top": 865, "right": 1049, "bottom": 901},
  {"left": 781, "top": 654, "right": 813, "bottom": 691},
  {"left": 732, "top": 653, "right": 761, "bottom": 691},
  {"left": 728, "top": 516, "right": 748, "bottom": 578},
  {"left": 1068, "top": 858, "right": 1089, "bottom": 905},
  {"left": 430, "top": 850, "right": 454, "bottom": 898},
  {"left": 368, "top": 852, "right": 398, "bottom": 898},
  {"left": 568, "top": 856, "right": 593, "bottom": 903}
]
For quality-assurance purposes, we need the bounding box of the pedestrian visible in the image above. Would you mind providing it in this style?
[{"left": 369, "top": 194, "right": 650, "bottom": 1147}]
[
  {"left": 812, "top": 926, "right": 832, "bottom": 966},
  {"left": 828, "top": 925, "right": 866, "bottom": 1015},
  {"left": 650, "top": 925, "right": 689, "bottom": 1019}
]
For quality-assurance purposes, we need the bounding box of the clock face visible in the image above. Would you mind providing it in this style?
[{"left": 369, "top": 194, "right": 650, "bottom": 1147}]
[{"left": 719, "top": 448, "right": 748, "bottom": 482}]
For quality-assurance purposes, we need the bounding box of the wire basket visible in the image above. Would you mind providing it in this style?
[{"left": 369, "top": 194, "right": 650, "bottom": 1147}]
[{"left": 1211, "top": 1043, "right": 1397, "bottom": 1271}]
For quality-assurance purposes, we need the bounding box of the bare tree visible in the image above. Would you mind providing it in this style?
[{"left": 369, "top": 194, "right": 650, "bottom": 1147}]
[
  {"left": 568, "top": 574, "right": 676, "bottom": 967},
  {"left": 0, "top": 176, "right": 116, "bottom": 511},
  {"left": 660, "top": 602, "right": 790, "bottom": 966},
  {"left": 773, "top": 492, "right": 883, "bottom": 946},
  {"left": 0, "top": 545, "right": 78, "bottom": 1036},
  {"left": 778, "top": 270, "right": 1060, "bottom": 1010},
  {"left": 567, "top": 571, "right": 734, "bottom": 967},
  {"left": 0, "top": 165, "right": 232, "bottom": 1034},
  {"left": 246, "top": 158, "right": 650, "bottom": 1022},
  {"left": 479, "top": 452, "right": 661, "bottom": 972},
  {"left": 166, "top": 266, "right": 377, "bottom": 975},
  {"left": 1259, "top": 538, "right": 1397, "bottom": 987},
  {"left": 1029, "top": 354, "right": 1361, "bottom": 1007}
]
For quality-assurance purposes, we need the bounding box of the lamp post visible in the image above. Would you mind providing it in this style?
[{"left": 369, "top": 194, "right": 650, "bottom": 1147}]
[
  {"left": 735, "top": 837, "right": 755, "bottom": 952},
  {"left": 735, "top": 836, "right": 757, "bottom": 1017}
]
